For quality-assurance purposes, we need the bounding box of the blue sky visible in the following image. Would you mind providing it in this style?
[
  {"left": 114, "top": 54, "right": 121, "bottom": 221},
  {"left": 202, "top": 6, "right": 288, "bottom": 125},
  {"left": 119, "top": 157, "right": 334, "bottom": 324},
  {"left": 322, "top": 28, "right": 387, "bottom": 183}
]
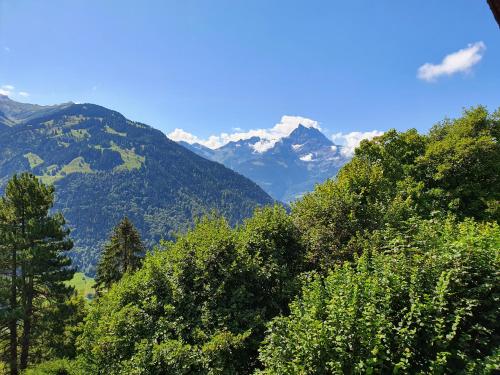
[{"left": 0, "top": 1, "right": 498, "bottom": 149}]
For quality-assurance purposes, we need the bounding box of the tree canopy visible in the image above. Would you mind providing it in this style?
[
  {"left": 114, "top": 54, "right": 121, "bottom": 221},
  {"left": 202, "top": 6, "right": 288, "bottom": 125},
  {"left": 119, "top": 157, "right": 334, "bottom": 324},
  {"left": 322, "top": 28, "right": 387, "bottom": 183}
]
[
  {"left": 0, "top": 173, "right": 74, "bottom": 374},
  {"left": 293, "top": 106, "right": 499, "bottom": 270},
  {"left": 79, "top": 206, "right": 305, "bottom": 374},
  {"left": 258, "top": 218, "right": 500, "bottom": 374},
  {"left": 94, "top": 217, "right": 145, "bottom": 295}
]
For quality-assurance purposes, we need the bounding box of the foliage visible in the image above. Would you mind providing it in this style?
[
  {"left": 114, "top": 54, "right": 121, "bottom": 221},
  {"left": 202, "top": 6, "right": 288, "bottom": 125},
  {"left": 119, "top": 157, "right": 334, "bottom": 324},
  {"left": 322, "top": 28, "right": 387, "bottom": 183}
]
[
  {"left": 78, "top": 205, "right": 304, "bottom": 374},
  {"left": 29, "top": 295, "right": 87, "bottom": 363},
  {"left": 418, "top": 106, "right": 500, "bottom": 220},
  {"left": 0, "top": 173, "right": 75, "bottom": 373},
  {"left": 292, "top": 158, "right": 391, "bottom": 270},
  {"left": 94, "top": 217, "right": 145, "bottom": 295},
  {"left": 24, "top": 358, "right": 84, "bottom": 375},
  {"left": 258, "top": 218, "right": 500, "bottom": 374},
  {"left": 293, "top": 106, "right": 499, "bottom": 270}
]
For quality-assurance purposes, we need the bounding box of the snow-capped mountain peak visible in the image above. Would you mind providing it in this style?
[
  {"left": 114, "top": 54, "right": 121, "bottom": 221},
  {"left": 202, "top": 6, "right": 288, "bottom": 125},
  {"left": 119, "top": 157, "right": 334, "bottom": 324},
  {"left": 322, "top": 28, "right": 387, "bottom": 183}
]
[{"left": 177, "top": 124, "right": 350, "bottom": 202}]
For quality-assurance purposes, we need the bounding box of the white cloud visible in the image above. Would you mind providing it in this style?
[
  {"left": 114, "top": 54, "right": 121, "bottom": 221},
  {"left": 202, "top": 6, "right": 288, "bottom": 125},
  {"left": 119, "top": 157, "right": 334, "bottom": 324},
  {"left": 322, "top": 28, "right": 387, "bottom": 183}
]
[
  {"left": 331, "top": 130, "right": 384, "bottom": 157},
  {"left": 167, "top": 115, "right": 320, "bottom": 152},
  {"left": 0, "top": 85, "right": 31, "bottom": 98},
  {"left": 168, "top": 128, "right": 205, "bottom": 145},
  {"left": 417, "top": 42, "right": 486, "bottom": 82},
  {"left": 3, "top": 46, "right": 10, "bottom": 53},
  {"left": 0, "top": 84, "right": 14, "bottom": 96}
]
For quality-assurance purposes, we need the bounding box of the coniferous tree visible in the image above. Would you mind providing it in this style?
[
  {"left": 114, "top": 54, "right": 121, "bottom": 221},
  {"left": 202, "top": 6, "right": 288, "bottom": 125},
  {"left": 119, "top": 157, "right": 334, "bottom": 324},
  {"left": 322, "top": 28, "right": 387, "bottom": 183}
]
[
  {"left": 94, "top": 217, "right": 144, "bottom": 295},
  {"left": 0, "top": 173, "right": 74, "bottom": 374}
]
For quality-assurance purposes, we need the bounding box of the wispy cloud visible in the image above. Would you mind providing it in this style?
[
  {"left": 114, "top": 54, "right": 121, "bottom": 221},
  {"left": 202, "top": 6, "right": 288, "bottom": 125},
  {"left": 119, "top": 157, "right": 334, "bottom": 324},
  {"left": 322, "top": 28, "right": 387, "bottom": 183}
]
[
  {"left": 0, "top": 84, "right": 14, "bottom": 96},
  {"left": 168, "top": 115, "right": 321, "bottom": 152},
  {"left": 417, "top": 42, "right": 486, "bottom": 82},
  {"left": 3, "top": 46, "right": 10, "bottom": 53},
  {"left": 168, "top": 128, "right": 204, "bottom": 145},
  {"left": 331, "top": 130, "right": 384, "bottom": 157},
  {"left": 0, "top": 85, "right": 30, "bottom": 98}
]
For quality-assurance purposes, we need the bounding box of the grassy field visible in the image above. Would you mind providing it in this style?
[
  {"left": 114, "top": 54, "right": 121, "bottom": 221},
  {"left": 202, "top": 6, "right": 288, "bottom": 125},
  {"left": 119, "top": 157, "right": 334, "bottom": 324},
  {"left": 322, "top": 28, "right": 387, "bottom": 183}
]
[
  {"left": 24, "top": 152, "right": 44, "bottom": 168},
  {"left": 67, "top": 272, "right": 95, "bottom": 300},
  {"left": 39, "top": 157, "right": 95, "bottom": 184},
  {"left": 110, "top": 141, "right": 145, "bottom": 171}
]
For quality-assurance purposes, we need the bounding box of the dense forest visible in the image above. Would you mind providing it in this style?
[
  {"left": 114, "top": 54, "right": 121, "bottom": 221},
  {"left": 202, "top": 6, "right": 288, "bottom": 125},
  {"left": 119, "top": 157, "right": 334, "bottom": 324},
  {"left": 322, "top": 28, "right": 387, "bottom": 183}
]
[{"left": 0, "top": 106, "right": 498, "bottom": 374}]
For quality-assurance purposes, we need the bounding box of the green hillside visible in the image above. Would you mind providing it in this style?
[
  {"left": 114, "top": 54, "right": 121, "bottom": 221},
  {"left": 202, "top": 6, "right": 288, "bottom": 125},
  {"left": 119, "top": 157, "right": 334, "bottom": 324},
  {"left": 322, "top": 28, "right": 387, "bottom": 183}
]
[
  {"left": 0, "top": 96, "right": 274, "bottom": 274},
  {"left": 67, "top": 272, "right": 95, "bottom": 300}
]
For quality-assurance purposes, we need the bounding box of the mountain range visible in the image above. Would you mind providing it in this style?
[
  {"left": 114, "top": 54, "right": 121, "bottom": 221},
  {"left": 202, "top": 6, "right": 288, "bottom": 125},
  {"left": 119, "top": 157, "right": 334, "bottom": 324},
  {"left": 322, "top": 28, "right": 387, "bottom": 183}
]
[
  {"left": 179, "top": 125, "right": 349, "bottom": 202},
  {"left": 0, "top": 95, "right": 274, "bottom": 274}
]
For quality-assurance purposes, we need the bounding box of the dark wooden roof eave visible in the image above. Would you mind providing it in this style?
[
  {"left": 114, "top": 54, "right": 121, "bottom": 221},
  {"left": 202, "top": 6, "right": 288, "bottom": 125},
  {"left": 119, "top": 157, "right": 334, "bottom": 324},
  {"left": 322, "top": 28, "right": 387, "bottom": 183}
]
[{"left": 488, "top": 0, "right": 500, "bottom": 27}]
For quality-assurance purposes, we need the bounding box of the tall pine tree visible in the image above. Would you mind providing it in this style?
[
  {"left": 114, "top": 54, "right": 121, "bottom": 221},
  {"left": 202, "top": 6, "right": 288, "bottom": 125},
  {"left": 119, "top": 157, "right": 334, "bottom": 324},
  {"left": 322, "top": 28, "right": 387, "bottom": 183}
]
[
  {"left": 94, "top": 217, "right": 144, "bottom": 295},
  {"left": 0, "top": 173, "right": 74, "bottom": 374}
]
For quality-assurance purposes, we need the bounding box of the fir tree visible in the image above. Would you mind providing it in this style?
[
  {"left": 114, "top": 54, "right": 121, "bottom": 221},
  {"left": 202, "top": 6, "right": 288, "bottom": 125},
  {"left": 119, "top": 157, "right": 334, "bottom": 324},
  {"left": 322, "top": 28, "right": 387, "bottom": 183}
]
[
  {"left": 94, "top": 217, "right": 144, "bottom": 295},
  {"left": 0, "top": 173, "right": 74, "bottom": 374}
]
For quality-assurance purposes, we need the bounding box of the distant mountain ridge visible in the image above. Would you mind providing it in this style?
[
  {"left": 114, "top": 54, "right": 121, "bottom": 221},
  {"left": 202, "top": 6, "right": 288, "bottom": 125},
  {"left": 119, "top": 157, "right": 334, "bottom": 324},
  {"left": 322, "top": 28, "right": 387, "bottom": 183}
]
[
  {"left": 0, "top": 95, "right": 274, "bottom": 274},
  {"left": 0, "top": 95, "right": 74, "bottom": 125},
  {"left": 179, "top": 125, "right": 350, "bottom": 202}
]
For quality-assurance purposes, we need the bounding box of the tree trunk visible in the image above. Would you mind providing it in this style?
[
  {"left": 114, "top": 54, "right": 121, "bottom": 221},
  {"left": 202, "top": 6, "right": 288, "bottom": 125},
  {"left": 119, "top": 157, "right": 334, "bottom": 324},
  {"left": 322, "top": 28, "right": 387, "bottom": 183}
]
[
  {"left": 19, "top": 275, "right": 33, "bottom": 369},
  {"left": 9, "top": 244, "right": 18, "bottom": 375}
]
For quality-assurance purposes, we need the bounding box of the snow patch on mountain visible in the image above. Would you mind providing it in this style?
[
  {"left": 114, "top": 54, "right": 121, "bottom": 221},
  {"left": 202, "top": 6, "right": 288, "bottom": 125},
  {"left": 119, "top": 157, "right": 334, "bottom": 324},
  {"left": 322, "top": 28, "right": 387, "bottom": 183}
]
[{"left": 300, "top": 153, "right": 314, "bottom": 162}]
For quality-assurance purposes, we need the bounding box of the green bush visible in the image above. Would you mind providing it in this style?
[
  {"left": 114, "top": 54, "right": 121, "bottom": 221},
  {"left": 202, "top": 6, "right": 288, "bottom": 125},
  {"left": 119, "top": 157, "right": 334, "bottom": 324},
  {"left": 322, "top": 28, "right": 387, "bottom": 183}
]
[
  {"left": 293, "top": 106, "right": 499, "bottom": 270},
  {"left": 24, "top": 358, "right": 83, "bottom": 375},
  {"left": 258, "top": 219, "right": 500, "bottom": 374},
  {"left": 77, "top": 206, "right": 304, "bottom": 374}
]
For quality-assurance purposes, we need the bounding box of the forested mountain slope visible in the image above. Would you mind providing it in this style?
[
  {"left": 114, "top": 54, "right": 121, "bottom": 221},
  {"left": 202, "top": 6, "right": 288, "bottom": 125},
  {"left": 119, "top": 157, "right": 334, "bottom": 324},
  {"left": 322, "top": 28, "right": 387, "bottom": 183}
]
[{"left": 0, "top": 95, "right": 274, "bottom": 274}]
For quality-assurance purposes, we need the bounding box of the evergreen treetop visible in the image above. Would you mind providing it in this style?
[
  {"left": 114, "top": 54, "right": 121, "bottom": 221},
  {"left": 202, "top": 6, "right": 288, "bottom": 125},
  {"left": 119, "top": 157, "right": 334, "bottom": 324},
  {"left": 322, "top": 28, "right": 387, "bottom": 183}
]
[{"left": 94, "top": 217, "right": 145, "bottom": 295}]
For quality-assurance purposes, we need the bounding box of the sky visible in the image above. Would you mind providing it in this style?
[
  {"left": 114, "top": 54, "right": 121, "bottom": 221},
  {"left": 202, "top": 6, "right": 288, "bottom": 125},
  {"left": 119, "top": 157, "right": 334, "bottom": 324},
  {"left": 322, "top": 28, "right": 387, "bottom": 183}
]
[{"left": 0, "top": 1, "right": 499, "bottom": 150}]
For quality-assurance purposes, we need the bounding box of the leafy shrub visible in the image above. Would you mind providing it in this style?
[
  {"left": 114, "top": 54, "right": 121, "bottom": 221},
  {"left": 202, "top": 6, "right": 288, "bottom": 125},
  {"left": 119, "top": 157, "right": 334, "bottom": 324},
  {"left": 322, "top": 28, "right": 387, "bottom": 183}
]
[
  {"left": 293, "top": 106, "right": 499, "bottom": 270},
  {"left": 24, "top": 358, "right": 83, "bottom": 375},
  {"left": 78, "top": 206, "right": 304, "bottom": 374},
  {"left": 258, "top": 219, "right": 500, "bottom": 374}
]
